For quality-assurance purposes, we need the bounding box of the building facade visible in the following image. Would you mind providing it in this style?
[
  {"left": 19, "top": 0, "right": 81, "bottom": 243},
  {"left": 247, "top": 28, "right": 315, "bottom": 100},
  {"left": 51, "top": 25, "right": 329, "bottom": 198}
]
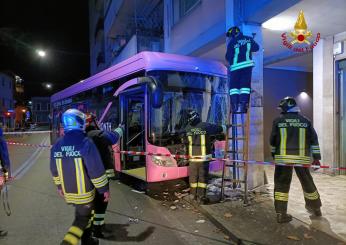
[
  {"left": 89, "top": 0, "right": 346, "bottom": 181},
  {"left": 31, "top": 97, "right": 50, "bottom": 126},
  {"left": 89, "top": 0, "right": 164, "bottom": 75},
  {"left": 0, "top": 72, "right": 15, "bottom": 130}
]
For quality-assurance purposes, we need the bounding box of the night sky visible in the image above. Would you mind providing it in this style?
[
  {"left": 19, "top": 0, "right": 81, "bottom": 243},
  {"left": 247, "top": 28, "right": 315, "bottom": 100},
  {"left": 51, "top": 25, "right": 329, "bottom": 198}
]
[{"left": 0, "top": 0, "right": 90, "bottom": 100}]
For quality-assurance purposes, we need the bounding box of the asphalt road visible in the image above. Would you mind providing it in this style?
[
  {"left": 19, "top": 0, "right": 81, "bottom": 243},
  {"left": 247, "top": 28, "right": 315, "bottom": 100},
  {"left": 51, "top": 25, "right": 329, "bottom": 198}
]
[{"left": 0, "top": 132, "right": 232, "bottom": 245}]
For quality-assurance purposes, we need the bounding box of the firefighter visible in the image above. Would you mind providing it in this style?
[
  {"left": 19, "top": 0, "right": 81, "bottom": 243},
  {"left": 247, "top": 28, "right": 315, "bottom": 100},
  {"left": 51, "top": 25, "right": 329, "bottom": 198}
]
[
  {"left": 184, "top": 110, "right": 224, "bottom": 204},
  {"left": 50, "top": 109, "right": 109, "bottom": 245},
  {"left": 0, "top": 125, "right": 10, "bottom": 237},
  {"left": 270, "top": 97, "right": 322, "bottom": 223},
  {"left": 85, "top": 113, "right": 123, "bottom": 238},
  {"left": 225, "top": 26, "right": 259, "bottom": 113}
]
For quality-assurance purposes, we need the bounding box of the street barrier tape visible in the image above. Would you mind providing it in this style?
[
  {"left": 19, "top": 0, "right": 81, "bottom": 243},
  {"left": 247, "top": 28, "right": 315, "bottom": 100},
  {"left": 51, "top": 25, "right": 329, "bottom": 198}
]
[
  {"left": 5, "top": 141, "right": 346, "bottom": 171},
  {"left": 3, "top": 130, "right": 52, "bottom": 135}
]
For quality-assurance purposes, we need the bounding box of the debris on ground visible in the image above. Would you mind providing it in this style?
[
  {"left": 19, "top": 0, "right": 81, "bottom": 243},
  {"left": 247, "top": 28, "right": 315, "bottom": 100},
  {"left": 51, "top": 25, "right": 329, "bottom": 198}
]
[
  {"left": 304, "top": 234, "right": 313, "bottom": 239},
  {"left": 170, "top": 205, "right": 177, "bottom": 210},
  {"left": 224, "top": 212, "right": 232, "bottom": 219},
  {"left": 287, "top": 235, "right": 300, "bottom": 241},
  {"left": 128, "top": 217, "right": 139, "bottom": 223},
  {"left": 224, "top": 235, "right": 230, "bottom": 240},
  {"left": 131, "top": 189, "right": 145, "bottom": 194},
  {"left": 194, "top": 230, "right": 199, "bottom": 233},
  {"left": 196, "top": 219, "right": 206, "bottom": 224}
]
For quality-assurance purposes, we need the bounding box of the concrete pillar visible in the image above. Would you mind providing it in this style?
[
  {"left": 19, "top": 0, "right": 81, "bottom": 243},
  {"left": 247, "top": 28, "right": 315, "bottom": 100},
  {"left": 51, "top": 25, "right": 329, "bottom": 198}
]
[
  {"left": 242, "top": 23, "right": 265, "bottom": 190},
  {"left": 313, "top": 37, "right": 336, "bottom": 170}
]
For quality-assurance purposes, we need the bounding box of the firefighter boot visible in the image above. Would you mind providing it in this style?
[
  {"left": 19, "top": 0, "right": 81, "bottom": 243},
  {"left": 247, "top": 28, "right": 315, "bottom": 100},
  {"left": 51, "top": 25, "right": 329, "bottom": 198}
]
[
  {"left": 0, "top": 230, "right": 8, "bottom": 238},
  {"left": 277, "top": 213, "right": 293, "bottom": 223},
  {"left": 81, "top": 228, "right": 99, "bottom": 245},
  {"left": 305, "top": 205, "right": 322, "bottom": 217},
  {"left": 93, "top": 225, "right": 105, "bottom": 238},
  {"left": 239, "top": 102, "right": 248, "bottom": 114}
]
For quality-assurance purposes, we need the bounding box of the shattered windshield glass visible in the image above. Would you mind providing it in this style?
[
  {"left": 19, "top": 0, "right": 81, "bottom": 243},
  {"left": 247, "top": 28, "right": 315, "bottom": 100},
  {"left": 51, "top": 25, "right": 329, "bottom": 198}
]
[{"left": 147, "top": 70, "right": 228, "bottom": 147}]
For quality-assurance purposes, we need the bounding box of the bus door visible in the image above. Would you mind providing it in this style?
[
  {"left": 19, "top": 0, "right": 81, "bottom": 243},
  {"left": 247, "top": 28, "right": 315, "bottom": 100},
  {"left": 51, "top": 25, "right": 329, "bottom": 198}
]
[{"left": 119, "top": 86, "right": 147, "bottom": 180}]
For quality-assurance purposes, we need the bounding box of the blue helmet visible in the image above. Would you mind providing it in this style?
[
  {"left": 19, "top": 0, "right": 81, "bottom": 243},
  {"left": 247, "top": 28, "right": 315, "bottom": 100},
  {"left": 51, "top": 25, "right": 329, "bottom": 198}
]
[{"left": 62, "top": 109, "right": 86, "bottom": 131}]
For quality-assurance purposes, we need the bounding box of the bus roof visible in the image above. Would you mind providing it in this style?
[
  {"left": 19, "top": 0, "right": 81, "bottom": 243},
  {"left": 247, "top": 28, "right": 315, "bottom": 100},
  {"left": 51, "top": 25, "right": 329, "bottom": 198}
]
[{"left": 51, "top": 51, "right": 227, "bottom": 103}]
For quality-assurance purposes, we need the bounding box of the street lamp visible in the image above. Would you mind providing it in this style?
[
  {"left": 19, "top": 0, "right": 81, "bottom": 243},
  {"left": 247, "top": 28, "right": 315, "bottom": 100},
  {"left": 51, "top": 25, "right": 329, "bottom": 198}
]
[
  {"left": 36, "top": 49, "right": 46, "bottom": 57},
  {"left": 45, "top": 83, "right": 52, "bottom": 89}
]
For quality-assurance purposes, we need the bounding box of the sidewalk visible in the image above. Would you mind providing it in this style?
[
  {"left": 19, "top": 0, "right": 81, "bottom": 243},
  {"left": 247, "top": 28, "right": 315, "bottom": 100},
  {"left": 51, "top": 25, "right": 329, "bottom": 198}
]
[{"left": 201, "top": 167, "right": 346, "bottom": 245}]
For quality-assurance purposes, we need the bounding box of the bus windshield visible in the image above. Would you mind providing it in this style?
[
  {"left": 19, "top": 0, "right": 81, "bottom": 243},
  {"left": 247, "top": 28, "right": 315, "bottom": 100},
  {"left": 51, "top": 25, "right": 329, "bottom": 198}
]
[{"left": 147, "top": 70, "right": 228, "bottom": 148}]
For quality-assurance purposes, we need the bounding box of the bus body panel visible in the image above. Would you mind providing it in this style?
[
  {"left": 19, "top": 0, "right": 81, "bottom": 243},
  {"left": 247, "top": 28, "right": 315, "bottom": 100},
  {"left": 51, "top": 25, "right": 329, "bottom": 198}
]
[
  {"left": 51, "top": 51, "right": 228, "bottom": 183},
  {"left": 51, "top": 51, "right": 227, "bottom": 104}
]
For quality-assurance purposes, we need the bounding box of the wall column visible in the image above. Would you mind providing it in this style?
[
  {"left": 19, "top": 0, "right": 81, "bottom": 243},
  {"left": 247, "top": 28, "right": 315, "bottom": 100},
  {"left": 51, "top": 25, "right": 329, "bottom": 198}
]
[
  {"left": 313, "top": 37, "right": 336, "bottom": 169},
  {"left": 242, "top": 23, "right": 265, "bottom": 190}
]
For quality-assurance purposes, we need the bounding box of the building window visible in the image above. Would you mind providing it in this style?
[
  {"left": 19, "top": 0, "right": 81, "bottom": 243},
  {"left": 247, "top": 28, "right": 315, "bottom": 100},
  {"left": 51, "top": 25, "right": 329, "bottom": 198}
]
[
  {"left": 173, "top": 0, "right": 201, "bottom": 25},
  {"left": 180, "top": 0, "right": 200, "bottom": 17},
  {"left": 47, "top": 103, "right": 51, "bottom": 111},
  {"left": 36, "top": 103, "right": 41, "bottom": 111}
]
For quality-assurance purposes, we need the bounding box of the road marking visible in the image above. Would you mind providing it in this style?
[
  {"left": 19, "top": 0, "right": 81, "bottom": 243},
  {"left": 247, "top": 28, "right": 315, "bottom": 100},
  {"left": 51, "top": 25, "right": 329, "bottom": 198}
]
[{"left": 12, "top": 136, "right": 49, "bottom": 180}]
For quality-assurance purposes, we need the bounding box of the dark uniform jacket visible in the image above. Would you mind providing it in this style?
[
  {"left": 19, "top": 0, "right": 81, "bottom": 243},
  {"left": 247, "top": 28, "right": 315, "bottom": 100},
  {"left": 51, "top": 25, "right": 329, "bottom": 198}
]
[
  {"left": 184, "top": 122, "right": 224, "bottom": 162},
  {"left": 225, "top": 33, "right": 259, "bottom": 72},
  {"left": 86, "top": 129, "right": 120, "bottom": 178},
  {"left": 0, "top": 127, "right": 10, "bottom": 173},
  {"left": 270, "top": 112, "right": 321, "bottom": 164},
  {"left": 50, "top": 130, "right": 109, "bottom": 205}
]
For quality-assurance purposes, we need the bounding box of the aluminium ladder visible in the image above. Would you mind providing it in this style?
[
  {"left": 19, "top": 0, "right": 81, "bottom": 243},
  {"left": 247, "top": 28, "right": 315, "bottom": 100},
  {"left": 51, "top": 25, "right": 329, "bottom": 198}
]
[{"left": 220, "top": 108, "right": 250, "bottom": 204}]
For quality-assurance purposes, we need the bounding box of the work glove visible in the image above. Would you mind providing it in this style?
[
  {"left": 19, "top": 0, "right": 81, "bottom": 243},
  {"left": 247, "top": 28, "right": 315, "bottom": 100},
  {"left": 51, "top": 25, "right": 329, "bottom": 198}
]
[
  {"left": 312, "top": 159, "right": 321, "bottom": 171},
  {"left": 114, "top": 123, "right": 124, "bottom": 138},
  {"left": 103, "top": 191, "right": 110, "bottom": 202}
]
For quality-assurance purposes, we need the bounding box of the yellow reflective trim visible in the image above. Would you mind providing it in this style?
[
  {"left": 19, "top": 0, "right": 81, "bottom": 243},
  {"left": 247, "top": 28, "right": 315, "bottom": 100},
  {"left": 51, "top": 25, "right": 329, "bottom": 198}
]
[
  {"left": 233, "top": 47, "right": 240, "bottom": 66},
  {"left": 200, "top": 134, "right": 206, "bottom": 156},
  {"left": 75, "top": 158, "right": 81, "bottom": 194},
  {"left": 78, "top": 158, "right": 86, "bottom": 193},
  {"left": 304, "top": 191, "right": 319, "bottom": 200},
  {"left": 68, "top": 226, "right": 83, "bottom": 238},
  {"left": 197, "top": 182, "right": 207, "bottom": 188},
  {"left": 299, "top": 128, "right": 306, "bottom": 156},
  {"left": 274, "top": 191, "right": 289, "bottom": 201},
  {"left": 190, "top": 183, "right": 198, "bottom": 188},
  {"left": 188, "top": 136, "right": 192, "bottom": 156},
  {"left": 246, "top": 42, "right": 251, "bottom": 61},
  {"left": 56, "top": 159, "right": 66, "bottom": 194},
  {"left": 93, "top": 220, "right": 105, "bottom": 225},
  {"left": 63, "top": 233, "right": 79, "bottom": 245},
  {"left": 280, "top": 128, "right": 287, "bottom": 155}
]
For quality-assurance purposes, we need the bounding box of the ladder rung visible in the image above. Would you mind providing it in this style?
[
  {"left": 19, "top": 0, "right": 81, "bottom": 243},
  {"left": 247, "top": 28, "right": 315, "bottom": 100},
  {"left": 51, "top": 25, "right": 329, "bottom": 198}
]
[
  {"left": 227, "top": 124, "right": 244, "bottom": 128},
  {"left": 224, "top": 163, "right": 245, "bottom": 168},
  {"left": 231, "top": 112, "right": 247, "bottom": 114},
  {"left": 228, "top": 137, "right": 246, "bottom": 140},
  {"left": 221, "top": 179, "right": 246, "bottom": 183},
  {"left": 226, "top": 150, "right": 244, "bottom": 154}
]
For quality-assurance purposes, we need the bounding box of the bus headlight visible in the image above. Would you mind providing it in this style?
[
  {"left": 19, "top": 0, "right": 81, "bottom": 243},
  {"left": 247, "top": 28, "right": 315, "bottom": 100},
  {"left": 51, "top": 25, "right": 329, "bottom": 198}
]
[{"left": 152, "top": 156, "right": 176, "bottom": 167}]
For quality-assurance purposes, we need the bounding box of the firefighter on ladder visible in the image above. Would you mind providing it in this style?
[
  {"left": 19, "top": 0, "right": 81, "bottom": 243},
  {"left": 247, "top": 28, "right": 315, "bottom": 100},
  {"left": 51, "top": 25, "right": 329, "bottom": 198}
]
[
  {"left": 184, "top": 110, "right": 224, "bottom": 204},
  {"left": 85, "top": 113, "right": 123, "bottom": 238},
  {"left": 225, "top": 26, "right": 259, "bottom": 113},
  {"left": 270, "top": 97, "right": 322, "bottom": 223},
  {"left": 50, "top": 109, "right": 109, "bottom": 245},
  {"left": 0, "top": 125, "right": 11, "bottom": 237}
]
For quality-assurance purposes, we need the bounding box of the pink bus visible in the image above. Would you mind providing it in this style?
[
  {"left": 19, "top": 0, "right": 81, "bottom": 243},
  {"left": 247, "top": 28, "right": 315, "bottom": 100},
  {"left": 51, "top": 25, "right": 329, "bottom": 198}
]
[{"left": 51, "top": 51, "right": 228, "bottom": 182}]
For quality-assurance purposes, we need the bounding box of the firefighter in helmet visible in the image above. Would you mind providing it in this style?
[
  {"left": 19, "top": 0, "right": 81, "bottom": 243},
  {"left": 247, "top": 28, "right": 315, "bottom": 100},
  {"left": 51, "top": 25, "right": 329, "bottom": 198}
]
[
  {"left": 85, "top": 112, "right": 123, "bottom": 238},
  {"left": 50, "top": 109, "right": 109, "bottom": 245},
  {"left": 225, "top": 26, "right": 259, "bottom": 113},
  {"left": 270, "top": 97, "right": 322, "bottom": 223},
  {"left": 0, "top": 125, "right": 11, "bottom": 237},
  {"left": 184, "top": 110, "right": 224, "bottom": 204}
]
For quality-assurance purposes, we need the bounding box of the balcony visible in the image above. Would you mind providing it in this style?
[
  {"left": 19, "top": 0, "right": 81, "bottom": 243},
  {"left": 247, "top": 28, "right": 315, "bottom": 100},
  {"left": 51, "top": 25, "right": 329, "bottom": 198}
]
[{"left": 110, "top": 34, "right": 163, "bottom": 66}]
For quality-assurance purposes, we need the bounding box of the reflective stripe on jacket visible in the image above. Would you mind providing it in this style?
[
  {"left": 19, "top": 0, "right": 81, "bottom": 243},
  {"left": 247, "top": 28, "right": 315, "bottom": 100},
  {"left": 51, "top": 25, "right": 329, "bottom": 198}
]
[
  {"left": 50, "top": 130, "right": 109, "bottom": 205},
  {"left": 270, "top": 113, "right": 321, "bottom": 164}
]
